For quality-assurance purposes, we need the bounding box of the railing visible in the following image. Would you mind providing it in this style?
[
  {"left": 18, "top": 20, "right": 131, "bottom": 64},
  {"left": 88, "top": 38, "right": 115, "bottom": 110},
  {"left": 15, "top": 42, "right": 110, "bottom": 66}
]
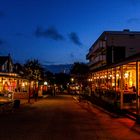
[{"left": 93, "top": 88, "right": 137, "bottom": 109}]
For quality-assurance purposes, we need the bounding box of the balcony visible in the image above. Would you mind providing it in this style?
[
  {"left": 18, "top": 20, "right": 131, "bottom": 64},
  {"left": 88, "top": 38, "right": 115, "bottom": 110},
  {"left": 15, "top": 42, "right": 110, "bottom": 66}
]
[{"left": 87, "top": 47, "right": 106, "bottom": 59}]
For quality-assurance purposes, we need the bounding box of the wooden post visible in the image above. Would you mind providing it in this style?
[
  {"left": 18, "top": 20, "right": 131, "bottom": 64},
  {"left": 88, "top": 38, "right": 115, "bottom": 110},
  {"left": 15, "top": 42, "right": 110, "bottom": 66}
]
[
  {"left": 114, "top": 68, "right": 116, "bottom": 91},
  {"left": 120, "top": 66, "right": 124, "bottom": 110},
  {"left": 136, "top": 61, "right": 140, "bottom": 123},
  {"left": 28, "top": 82, "right": 31, "bottom": 103}
]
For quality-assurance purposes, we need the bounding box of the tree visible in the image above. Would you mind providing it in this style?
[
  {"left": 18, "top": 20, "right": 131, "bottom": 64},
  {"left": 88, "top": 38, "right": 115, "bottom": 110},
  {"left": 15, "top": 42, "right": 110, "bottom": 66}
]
[
  {"left": 71, "top": 62, "right": 89, "bottom": 75},
  {"left": 23, "top": 59, "right": 44, "bottom": 102},
  {"left": 44, "top": 70, "right": 54, "bottom": 85},
  {"left": 55, "top": 73, "right": 70, "bottom": 90},
  {"left": 70, "top": 62, "right": 89, "bottom": 87},
  {"left": 23, "top": 59, "right": 44, "bottom": 81}
]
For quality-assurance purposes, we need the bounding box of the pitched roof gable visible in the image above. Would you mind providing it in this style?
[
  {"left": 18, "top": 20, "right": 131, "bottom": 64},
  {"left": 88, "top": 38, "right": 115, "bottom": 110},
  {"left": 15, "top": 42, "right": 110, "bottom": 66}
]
[{"left": 0, "top": 56, "right": 9, "bottom": 66}]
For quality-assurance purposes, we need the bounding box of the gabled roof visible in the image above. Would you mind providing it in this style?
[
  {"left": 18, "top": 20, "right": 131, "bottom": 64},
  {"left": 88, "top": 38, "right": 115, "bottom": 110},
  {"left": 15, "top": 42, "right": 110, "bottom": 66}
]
[{"left": 0, "top": 56, "right": 9, "bottom": 66}]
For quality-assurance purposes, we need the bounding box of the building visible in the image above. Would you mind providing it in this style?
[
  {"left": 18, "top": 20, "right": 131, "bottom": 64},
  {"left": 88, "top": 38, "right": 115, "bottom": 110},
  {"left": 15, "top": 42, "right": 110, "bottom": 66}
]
[
  {"left": 87, "top": 29, "right": 140, "bottom": 71},
  {"left": 86, "top": 30, "right": 140, "bottom": 119},
  {"left": 0, "top": 54, "right": 14, "bottom": 72},
  {"left": 0, "top": 54, "right": 29, "bottom": 99}
]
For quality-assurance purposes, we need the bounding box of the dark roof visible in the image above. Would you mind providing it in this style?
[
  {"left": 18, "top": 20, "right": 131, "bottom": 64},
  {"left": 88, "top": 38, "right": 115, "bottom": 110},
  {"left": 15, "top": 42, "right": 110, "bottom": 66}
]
[
  {"left": 104, "top": 30, "right": 140, "bottom": 35},
  {"left": 0, "top": 56, "right": 9, "bottom": 66},
  {"left": 89, "top": 29, "right": 140, "bottom": 51},
  {"left": 87, "top": 29, "right": 140, "bottom": 59}
]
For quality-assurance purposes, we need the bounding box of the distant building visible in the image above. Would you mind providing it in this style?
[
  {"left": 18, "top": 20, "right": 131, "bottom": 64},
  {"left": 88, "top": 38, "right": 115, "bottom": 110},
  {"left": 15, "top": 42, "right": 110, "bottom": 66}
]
[{"left": 86, "top": 29, "right": 140, "bottom": 71}]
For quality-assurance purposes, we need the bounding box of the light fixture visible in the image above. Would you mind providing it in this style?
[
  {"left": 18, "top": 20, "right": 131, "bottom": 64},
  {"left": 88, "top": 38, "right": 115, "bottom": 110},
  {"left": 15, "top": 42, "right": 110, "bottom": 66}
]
[
  {"left": 124, "top": 73, "right": 129, "bottom": 78},
  {"left": 44, "top": 81, "right": 48, "bottom": 85}
]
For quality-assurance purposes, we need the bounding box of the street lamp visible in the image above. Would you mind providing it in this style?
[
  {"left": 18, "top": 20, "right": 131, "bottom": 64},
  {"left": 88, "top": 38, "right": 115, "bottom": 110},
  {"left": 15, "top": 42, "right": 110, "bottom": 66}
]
[
  {"left": 71, "top": 78, "right": 74, "bottom": 83},
  {"left": 44, "top": 81, "right": 48, "bottom": 86}
]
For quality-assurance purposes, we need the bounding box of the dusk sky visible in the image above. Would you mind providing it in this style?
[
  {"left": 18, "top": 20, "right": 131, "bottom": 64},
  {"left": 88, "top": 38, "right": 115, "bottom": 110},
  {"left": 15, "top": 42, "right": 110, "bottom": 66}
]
[{"left": 0, "top": 0, "right": 140, "bottom": 65}]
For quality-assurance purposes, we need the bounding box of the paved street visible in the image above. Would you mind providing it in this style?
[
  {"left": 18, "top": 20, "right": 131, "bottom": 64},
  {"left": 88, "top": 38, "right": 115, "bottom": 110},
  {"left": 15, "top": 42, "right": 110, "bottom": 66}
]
[{"left": 0, "top": 95, "right": 140, "bottom": 140}]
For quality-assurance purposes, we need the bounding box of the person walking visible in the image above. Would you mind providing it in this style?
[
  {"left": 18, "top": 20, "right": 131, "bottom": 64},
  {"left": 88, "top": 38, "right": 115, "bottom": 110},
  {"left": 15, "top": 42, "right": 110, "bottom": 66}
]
[{"left": 34, "top": 86, "right": 38, "bottom": 101}]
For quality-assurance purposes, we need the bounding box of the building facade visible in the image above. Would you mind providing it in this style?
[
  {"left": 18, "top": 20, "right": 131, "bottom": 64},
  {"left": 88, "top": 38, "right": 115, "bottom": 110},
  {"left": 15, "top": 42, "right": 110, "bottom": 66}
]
[
  {"left": 87, "top": 29, "right": 140, "bottom": 71},
  {"left": 86, "top": 30, "right": 140, "bottom": 118},
  {"left": 0, "top": 55, "right": 30, "bottom": 99}
]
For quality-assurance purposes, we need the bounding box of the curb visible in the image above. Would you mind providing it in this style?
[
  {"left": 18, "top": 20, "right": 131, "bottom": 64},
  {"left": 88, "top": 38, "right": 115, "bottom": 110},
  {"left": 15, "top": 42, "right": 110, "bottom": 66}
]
[
  {"left": 72, "top": 95, "right": 120, "bottom": 118},
  {"left": 20, "top": 95, "right": 50, "bottom": 106}
]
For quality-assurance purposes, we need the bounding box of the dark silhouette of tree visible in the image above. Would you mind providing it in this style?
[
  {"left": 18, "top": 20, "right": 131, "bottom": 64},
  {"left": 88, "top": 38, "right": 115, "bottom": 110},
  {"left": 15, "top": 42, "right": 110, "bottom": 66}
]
[
  {"left": 44, "top": 70, "right": 54, "bottom": 85},
  {"left": 70, "top": 62, "right": 89, "bottom": 75},
  {"left": 55, "top": 73, "right": 70, "bottom": 90},
  {"left": 23, "top": 59, "right": 45, "bottom": 103},
  {"left": 70, "top": 62, "right": 89, "bottom": 87},
  {"left": 23, "top": 59, "right": 44, "bottom": 81}
]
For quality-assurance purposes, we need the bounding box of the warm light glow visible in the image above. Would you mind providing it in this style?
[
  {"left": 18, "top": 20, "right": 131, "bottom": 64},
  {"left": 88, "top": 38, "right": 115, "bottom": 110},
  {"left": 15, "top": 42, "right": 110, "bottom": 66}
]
[
  {"left": 124, "top": 73, "right": 129, "bottom": 78},
  {"left": 71, "top": 78, "right": 74, "bottom": 82},
  {"left": 100, "top": 76, "right": 104, "bottom": 79},
  {"left": 22, "top": 83, "right": 25, "bottom": 87},
  {"left": 0, "top": 72, "right": 18, "bottom": 77},
  {"left": 130, "top": 80, "right": 132, "bottom": 86},
  {"left": 88, "top": 78, "right": 92, "bottom": 81},
  {"left": 75, "top": 86, "right": 79, "bottom": 90},
  {"left": 112, "top": 83, "right": 115, "bottom": 86},
  {"left": 44, "top": 81, "right": 48, "bottom": 85}
]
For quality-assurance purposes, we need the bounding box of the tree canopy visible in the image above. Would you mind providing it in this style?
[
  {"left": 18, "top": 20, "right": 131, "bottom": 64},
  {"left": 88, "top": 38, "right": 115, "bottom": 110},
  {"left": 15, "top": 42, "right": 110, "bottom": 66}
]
[
  {"left": 23, "top": 59, "right": 44, "bottom": 81},
  {"left": 70, "top": 62, "right": 89, "bottom": 75},
  {"left": 70, "top": 62, "right": 89, "bottom": 87}
]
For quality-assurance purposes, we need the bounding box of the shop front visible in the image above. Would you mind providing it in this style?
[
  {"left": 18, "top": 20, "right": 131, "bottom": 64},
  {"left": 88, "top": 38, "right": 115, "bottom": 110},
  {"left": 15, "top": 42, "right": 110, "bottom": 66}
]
[
  {"left": 89, "top": 56, "right": 140, "bottom": 116},
  {"left": 0, "top": 73, "right": 29, "bottom": 99}
]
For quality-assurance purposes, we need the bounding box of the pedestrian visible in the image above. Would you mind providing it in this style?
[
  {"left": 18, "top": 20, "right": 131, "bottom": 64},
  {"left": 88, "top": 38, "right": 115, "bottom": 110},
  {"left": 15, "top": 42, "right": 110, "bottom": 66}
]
[
  {"left": 34, "top": 86, "right": 38, "bottom": 101},
  {"left": 52, "top": 86, "right": 55, "bottom": 96}
]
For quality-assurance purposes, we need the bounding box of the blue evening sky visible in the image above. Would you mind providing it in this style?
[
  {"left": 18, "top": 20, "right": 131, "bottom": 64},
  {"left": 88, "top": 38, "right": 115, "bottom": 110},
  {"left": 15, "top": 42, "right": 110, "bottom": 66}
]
[{"left": 0, "top": 0, "right": 140, "bottom": 65}]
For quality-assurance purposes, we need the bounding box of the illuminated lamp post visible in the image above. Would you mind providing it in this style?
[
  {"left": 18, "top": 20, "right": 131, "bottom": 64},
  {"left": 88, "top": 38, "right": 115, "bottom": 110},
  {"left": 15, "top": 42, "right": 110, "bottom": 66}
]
[
  {"left": 28, "top": 81, "right": 31, "bottom": 103},
  {"left": 43, "top": 81, "right": 48, "bottom": 96},
  {"left": 44, "top": 81, "right": 48, "bottom": 86},
  {"left": 70, "top": 78, "right": 75, "bottom": 94},
  {"left": 71, "top": 78, "right": 74, "bottom": 83},
  {"left": 88, "top": 78, "right": 92, "bottom": 96}
]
